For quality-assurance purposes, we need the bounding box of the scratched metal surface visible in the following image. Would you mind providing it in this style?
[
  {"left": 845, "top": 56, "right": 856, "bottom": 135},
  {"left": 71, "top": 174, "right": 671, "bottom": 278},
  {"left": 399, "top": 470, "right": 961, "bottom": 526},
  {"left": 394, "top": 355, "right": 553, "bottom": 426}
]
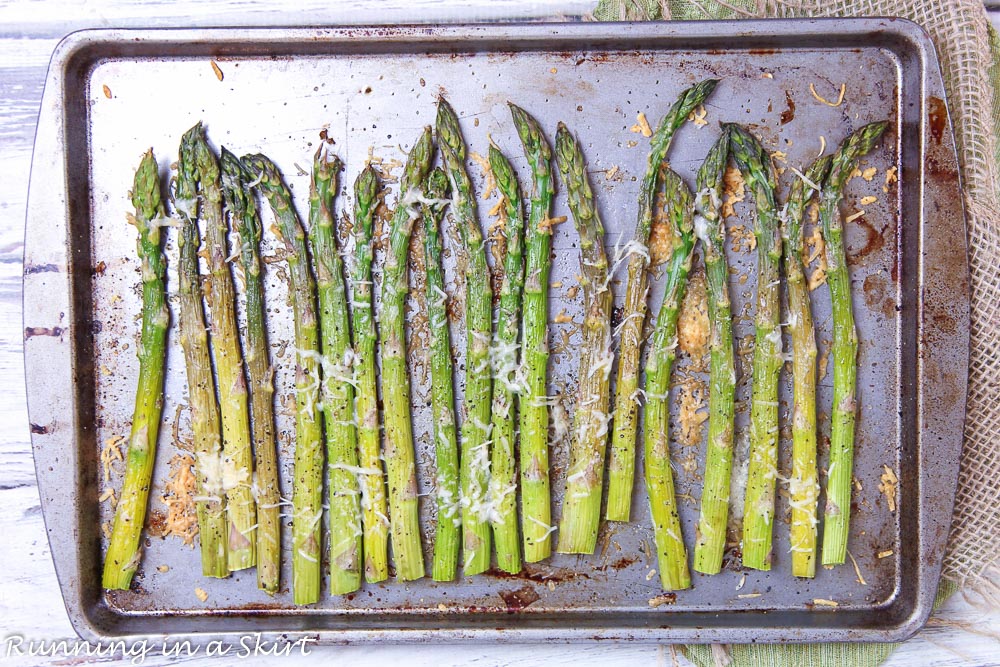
[{"left": 23, "top": 19, "right": 968, "bottom": 643}]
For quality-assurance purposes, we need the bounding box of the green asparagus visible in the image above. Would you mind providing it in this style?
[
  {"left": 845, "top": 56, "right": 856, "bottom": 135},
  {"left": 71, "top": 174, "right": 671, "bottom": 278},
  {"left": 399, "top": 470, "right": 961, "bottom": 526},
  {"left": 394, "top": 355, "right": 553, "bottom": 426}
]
[
  {"left": 242, "top": 153, "right": 324, "bottom": 604},
  {"left": 554, "top": 122, "right": 613, "bottom": 555},
  {"left": 821, "top": 121, "right": 888, "bottom": 567},
  {"left": 190, "top": 126, "right": 256, "bottom": 572},
  {"left": 309, "top": 146, "right": 362, "bottom": 594},
  {"left": 727, "top": 124, "right": 783, "bottom": 572},
  {"left": 102, "top": 150, "right": 170, "bottom": 590},
  {"left": 487, "top": 144, "right": 526, "bottom": 574},
  {"left": 606, "top": 79, "right": 720, "bottom": 522},
  {"left": 509, "top": 103, "right": 556, "bottom": 562},
  {"left": 784, "top": 155, "right": 831, "bottom": 578},
  {"left": 436, "top": 99, "right": 494, "bottom": 575},
  {"left": 643, "top": 167, "right": 695, "bottom": 590},
  {"left": 421, "top": 168, "right": 461, "bottom": 582},
  {"left": 379, "top": 127, "right": 435, "bottom": 581},
  {"left": 349, "top": 165, "right": 390, "bottom": 584},
  {"left": 177, "top": 138, "right": 228, "bottom": 580},
  {"left": 691, "top": 129, "right": 736, "bottom": 575},
  {"left": 220, "top": 147, "right": 280, "bottom": 593}
]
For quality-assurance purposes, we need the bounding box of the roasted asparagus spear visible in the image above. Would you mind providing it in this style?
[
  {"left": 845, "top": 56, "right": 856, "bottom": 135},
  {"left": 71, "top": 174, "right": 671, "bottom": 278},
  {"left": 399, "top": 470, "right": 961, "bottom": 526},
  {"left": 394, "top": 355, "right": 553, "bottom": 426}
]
[
  {"left": 509, "top": 103, "right": 556, "bottom": 562},
  {"left": 308, "top": 146, "right": 362, "bottom": 594},
  {"left": 783, "top": 155, "right": 831, "bottom": 578},
  {"left": 821, "top": 121, "right": 888, "bottom": 567},
  {"left": 191, "top": 126, "right": 256, "bottom": 572},
  {"left": 691, "top": 129, "right": 736, "bottom": 576},
  {"left": 242, "top": 153, "right": 324, "bottom": 604},
  {"left": 379, "top": 127, "right": 435, "bottom": 581},
  {"left": 220, "top": 147, "right": 280, "bottom": 592},
  {"left": 436, "top": 99, "right": 494, "bottom": 575},
  {"left": 102, "top": 150, "right": 170, "bottom": 590},
  {"left": 606, "top": 79, "right": 720, "bottom": 522},
  {"left": 178, "top": 140, "right": 228, "bottom": 580},
  {"left": 727, "top": 124, "right": 783, "bottom": 572},
  {"left": 349, "top": 165, "right": 390, "bottom": 584},
  {"left": 487, "top": 144, "right": 526, "bottom": 574},
  {"left": 643, "top": 167, "right": 696, "bottom": 591},
  {"left": 421, "top": 168, "right": 461, "bottom": 582},
  {"left": 554, "top": 122, "right": 613, "bottom": 555}
]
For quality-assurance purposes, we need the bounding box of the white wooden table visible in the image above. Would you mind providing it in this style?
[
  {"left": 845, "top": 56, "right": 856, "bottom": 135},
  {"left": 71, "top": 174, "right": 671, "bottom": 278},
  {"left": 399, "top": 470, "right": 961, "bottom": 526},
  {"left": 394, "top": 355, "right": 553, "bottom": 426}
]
[{"left": 1, "top": 2, "right": 998, "bottom": 665}]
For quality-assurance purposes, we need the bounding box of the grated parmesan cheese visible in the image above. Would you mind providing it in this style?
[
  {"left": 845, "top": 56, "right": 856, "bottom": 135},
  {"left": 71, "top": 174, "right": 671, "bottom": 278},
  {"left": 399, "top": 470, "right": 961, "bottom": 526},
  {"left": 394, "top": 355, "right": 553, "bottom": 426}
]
[
  {"left": 879, "top": 465, "right": 899, "bottom": 512},
  {"left": 847, "top": 550, "right": 868, "bottom": 586},
  {"left": 678, "top": 270, "right": 709, "bottom": 362},
  {"left": 687, "top": 105, "right": 708, "bottom": 127},
  {"left": 721, "top": 166, "right": 746, "bottom": 219},
  {"left": 806, "top": 226, "right": 828, "bottom": 291},
  {"left": 161, "top": 454, "right": 199, "bottom": 546},
  {"left": 101, "top": 435, "right": 126, "bottom": 483},
  {"left": 648, "top": 594, "right": 677, "bottom": 607},
  {"left": 469, "top": 151, "right": 497, "bottom": 200},
  {"left": 809, "top": 82, "right": 846, "bottom": 107},
  {"left": 538, "top": 216, "right": 567, "bottom": 233},
  {"left": 630, "top": 112, "right": 653, "bottom": 137}
]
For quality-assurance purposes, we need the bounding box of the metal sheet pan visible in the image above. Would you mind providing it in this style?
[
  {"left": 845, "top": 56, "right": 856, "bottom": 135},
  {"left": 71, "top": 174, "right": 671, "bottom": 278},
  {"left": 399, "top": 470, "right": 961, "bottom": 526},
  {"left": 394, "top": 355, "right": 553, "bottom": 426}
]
[{"left": 24, "top": 18, "right": 968, "bottom": 644}]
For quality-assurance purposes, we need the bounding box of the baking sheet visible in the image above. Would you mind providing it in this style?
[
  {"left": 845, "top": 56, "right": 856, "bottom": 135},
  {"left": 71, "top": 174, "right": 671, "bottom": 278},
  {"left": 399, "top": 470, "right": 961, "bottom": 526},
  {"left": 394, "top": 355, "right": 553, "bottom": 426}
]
[{"left": 23, "top": 19, "right": 968, "bottom": 643}]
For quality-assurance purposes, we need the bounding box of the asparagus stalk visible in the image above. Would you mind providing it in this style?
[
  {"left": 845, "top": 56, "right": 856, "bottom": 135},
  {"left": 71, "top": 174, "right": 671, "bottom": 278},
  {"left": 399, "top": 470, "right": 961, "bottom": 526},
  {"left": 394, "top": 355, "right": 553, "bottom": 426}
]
[
  {"left": 554, "top": 123, "right": 613, "bottom": 555},
  {"left": 509, "top": 103, "right": 556, "bottom": 562},
  {"left": 821, "top": 121, "right": 888, "bottom": 566},
  {"left": 102, "top": 150, "right": 170, "bottom": 590},
  {"left": 643, "top": 167, "right": 695, "bottom": 590},
  {"left": 436, "top": 99, "right": 494, "bottom": 575},
  {"left": 349, "top": 165, "right": 390, "bottom": 583},
  {"left": 242, "top": 153, "right": 324, "bottom": 604},
  {"left": 487, "top": 145, "right": 526, "bottom": 573},
  {"left": 189, "top": 126, "right": 256, "bottom": 571},
  {"left": 727, "top": 124, "right": 783, "bottom": 571},
  {"left": 308, "top": 147, "right": 362, "bottom": 594},
  {"left": 784, "top": 155, "right": 832, "bottom": 578},
  {"left": 220, "top": 148, "right": 280, "bottom": 593},
  {"left": 177, "top": 139, "right": 228, "bottom": 580},
  {"left": 606, "top": 79, "right": 720, "bottom": 522},
  {"left": 379, "top": 127, "right": 435, "bottom": 581},
  {"left": 421, "top": 168, "right": 461, "bottom": 582},
  {"left": 691, "top": 129, "right": 736, "bottom": 575}
]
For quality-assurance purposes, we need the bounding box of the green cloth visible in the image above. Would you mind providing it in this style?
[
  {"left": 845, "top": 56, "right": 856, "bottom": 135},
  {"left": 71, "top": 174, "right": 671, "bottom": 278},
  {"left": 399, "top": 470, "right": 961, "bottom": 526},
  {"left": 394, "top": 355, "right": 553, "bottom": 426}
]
[{"left": 591, "top": 0, "right": 993, "bottom": 664}]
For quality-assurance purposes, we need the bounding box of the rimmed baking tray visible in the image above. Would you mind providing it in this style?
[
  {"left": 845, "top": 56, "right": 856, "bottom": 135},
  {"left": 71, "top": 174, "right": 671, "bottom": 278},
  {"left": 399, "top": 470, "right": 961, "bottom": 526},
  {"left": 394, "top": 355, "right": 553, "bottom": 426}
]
[{"left": 24, "top": 18, "right": 968, "bottom": 644}]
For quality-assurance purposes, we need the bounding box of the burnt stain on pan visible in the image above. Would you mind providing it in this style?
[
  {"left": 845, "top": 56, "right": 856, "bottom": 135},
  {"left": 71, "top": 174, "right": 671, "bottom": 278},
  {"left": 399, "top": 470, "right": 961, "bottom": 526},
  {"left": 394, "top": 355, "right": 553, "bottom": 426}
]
[
  {"left": 486, "top": 565, "right": 591, "bottom": 585},
  {"left": 862, "top": 274, "right": 897, "bottom": 320},
  {"left": 600, "top": 555, "right": 638, "bottom": 571},
  {"left": 499, "top": 585, "right": 541, "bottom": 612},
  {"left": 779, "top": 91, "right": 796, "bottom": 124},
  {"left": 847, "top": 215, "right": 886, "bottom": 262},
  {"left": 927, "top": 97, "right": 947, "bottom": 145}
]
